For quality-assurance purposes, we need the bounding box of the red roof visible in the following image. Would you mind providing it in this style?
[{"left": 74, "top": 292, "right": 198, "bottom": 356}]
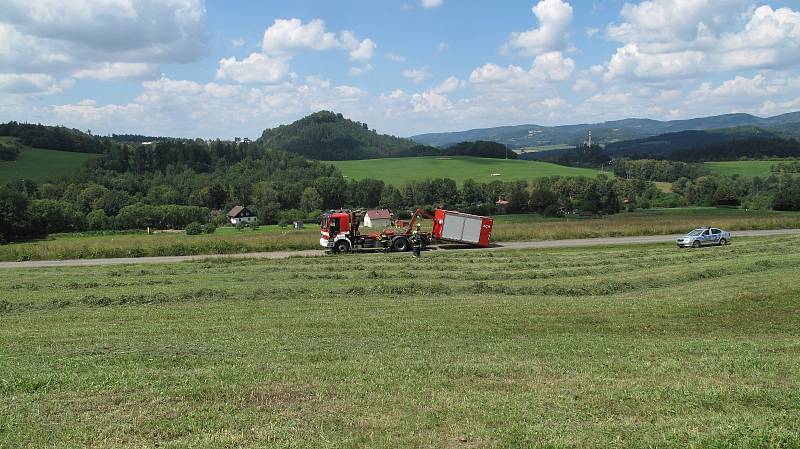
[{"left": 366, "top": 209, "right": 391, "bottom": 219}]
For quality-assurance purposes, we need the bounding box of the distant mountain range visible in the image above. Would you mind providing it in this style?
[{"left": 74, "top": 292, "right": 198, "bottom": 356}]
[{"left": 410, "top": 112, "right": 800, "bottom": 149}]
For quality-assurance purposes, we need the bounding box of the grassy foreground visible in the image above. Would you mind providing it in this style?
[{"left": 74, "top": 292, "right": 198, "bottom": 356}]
[
  {"left": 1, "top": 236, "right": 799, "bottom": 447},
  {"left": 0, "top": 137, "right": 97, "bottom": 184},
  {"left": 331, "top": 156, "right": 602, "bottom": 185},
  {"left": 2, "top": 208, "right": 800, "bottom": 262}
]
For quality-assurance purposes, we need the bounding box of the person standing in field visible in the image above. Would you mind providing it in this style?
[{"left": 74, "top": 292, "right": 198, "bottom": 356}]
[{"left": 411, "top": 224, "right": 422, "bottom": 257}]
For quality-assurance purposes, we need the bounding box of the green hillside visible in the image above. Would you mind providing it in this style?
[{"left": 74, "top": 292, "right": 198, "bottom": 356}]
[
  {"left": 331, "top": 156, "right": 604, "bottom": 185},
  {"left": 257, "top": 111, "right": 421, "bottom": 160},
  {"left": 705, "top": 160, "right": 778, "bottom": 177},
  {"left": 0, "top": 137, "right": 96, "bottom": 184}
]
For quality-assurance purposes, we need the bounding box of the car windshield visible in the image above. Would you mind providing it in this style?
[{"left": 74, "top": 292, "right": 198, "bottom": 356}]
[{"left": 687, "top": 229, "right": 704, "bottom": 236}]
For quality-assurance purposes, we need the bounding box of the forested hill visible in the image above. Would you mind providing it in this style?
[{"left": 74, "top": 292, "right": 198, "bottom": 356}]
[
  {"left": 0, "top": 121, "right": 109, "bottom": 153},
  {"left": 257, "top": 111, "right": 420, "bottom": 160},
  {"left": 604, "top": 126, "right": 780, "bottom": 157}
]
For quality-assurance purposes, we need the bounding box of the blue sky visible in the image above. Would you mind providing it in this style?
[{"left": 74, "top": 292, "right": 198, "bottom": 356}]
[{"left": 2, "top": 0, "right": 800, "bottom": 138}]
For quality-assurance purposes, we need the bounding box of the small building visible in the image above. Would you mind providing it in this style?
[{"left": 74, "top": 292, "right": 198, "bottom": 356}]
[
  {"left": 363, "top": 209, "right": 392, "bottom": 228},
  {"left": 227, "top": 206, "right": 257, "bottom": 224},
  {"left": 292, "top": 221, "right": 304, "bottom": 229}
]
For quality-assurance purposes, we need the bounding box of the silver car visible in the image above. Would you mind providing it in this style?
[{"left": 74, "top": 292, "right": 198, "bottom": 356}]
[{"left": 677, "top": 227, "right": 731, "bottom": 248}]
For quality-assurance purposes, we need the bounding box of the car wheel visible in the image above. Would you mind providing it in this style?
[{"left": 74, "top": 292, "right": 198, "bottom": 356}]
[
  {"left": 392, "top": 237, "right": 409, "bottom": 252},
  {"left": 692, "top": 240, "right": 701, "bottom": 248},
  {"left": 719, "top": 238, "right": 727, "bottom": 246},
  {"left": 334, "top": 239, "right": 351, "bottom": 253}
]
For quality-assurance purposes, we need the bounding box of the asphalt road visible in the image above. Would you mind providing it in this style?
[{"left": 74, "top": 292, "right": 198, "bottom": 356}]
[{"left": 1, "top": 229, "right": 798, "bottom": 269}]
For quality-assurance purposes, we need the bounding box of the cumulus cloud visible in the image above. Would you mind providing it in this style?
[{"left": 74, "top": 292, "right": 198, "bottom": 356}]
[
  {"left": 261, "top": 18, "right": 339, "bottom": 54},
  {"left": 260, "top": 19, "right": 376, "bottom": 60},
  {"left": 349, "top": 38, "right": 377, "bottom": 61},
  {"left": 468, "top": 52, "right": 574, "bottom": 88},
  {"left": 216, "top": 18, "right": 377, "bottom": 84},
  {"left": 603, "top": 1, "right": 800, "bottom": 81},
  {"left": 0, "top": 0, "right": 207, "bottom": 77},
  {"left": 216, "top": 53, "right": 291, "bottom": 84},
  {"left": 509, "top": 0, "right": 573, "bottom": 56}
]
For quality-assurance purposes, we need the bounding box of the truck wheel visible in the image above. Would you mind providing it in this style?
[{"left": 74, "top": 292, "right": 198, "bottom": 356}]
[
  {"left": 333, "top": 239, "right": 351, "bottom": 253},
  {"left": 719, "top": 238, "right": 727, "bottom": 246},
  {"left": 692, "top": 240, "right": 701, "bottom": 248},
  {"left": 392, "top": 238, "right": 409, "bottom": 252}
]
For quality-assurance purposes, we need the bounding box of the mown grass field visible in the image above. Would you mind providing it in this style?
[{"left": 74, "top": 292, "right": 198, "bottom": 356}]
[
  {"left": 0, "top": 137, "right": 97, "bottom": 184},
  {"left": 1, "top": 236, "right": 799, "bottom": 448},
  {"left": 330, "top": 156, "right": 602, "bottom": 185},
  {"left": 2, "top": 208, "right": 800, "bottom": 262},
  {"left": 705, "top": 160, "right": 777, "bottom": 177}
]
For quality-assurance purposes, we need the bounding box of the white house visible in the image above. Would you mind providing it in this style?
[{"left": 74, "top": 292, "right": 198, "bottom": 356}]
[
  {"left": 363, "top": 209, "right": 392, "bottom": 228},
  {"left": 227, "top": 206, "right": 257, "bottom": 224}
]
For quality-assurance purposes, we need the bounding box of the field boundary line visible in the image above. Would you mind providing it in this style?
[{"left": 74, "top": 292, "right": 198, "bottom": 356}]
[{"left": 1, "top": 229, "right": 798, "bottom": 269}]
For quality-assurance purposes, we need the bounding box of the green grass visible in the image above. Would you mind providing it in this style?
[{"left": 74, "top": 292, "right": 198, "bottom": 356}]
[
  {"left": 1, "top": 236, "right": 799, "bottom": 447},
  {"left": 331, "top": 156, "right": 603, "bottom": 185},
  {"left": 705, "top": 160, "right": 779, "bottom": 177},
  {"left": 3, "top": 208, "right": 800, "bottom": 262},
  {"left": 0, "top": 137, "right": 97, "bottom": 184}
]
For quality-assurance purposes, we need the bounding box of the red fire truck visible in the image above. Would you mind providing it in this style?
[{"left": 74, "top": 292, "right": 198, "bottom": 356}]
[{"left": 320, "top": 208, "right": 493, "bottom": 253}]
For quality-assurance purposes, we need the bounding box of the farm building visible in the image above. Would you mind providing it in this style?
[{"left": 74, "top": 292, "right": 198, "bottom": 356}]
[
  {"left": 227, "top": 206, "right": 257, "bottom": 224},
  {"left": 363, "top": 209, "right": 392, "bottom": 228}
]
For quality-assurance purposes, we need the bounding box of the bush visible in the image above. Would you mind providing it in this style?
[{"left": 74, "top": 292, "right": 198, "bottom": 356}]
[
  {"left": 542, "top": 204, "right": 561, "bottom": 217},
  {"left": 185, "top": 222, "right": 203, "bottom": 235},
  {"left": 203, "top": 223, "right": 217, "bottom": 234}
]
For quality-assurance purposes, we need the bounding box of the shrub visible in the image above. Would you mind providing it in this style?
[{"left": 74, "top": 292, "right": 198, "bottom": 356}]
[
  {"left": 542, "top": 204, "right": 561, "bottom": 217},
  {"left": 185, "top": 222, "right": 203, "bottom": 235},
  {"left": 203, "top": 223, "right": 217, "bottom": 234}
]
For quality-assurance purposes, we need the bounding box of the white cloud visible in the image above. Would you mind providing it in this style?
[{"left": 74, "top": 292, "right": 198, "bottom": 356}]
[
  {"left": 585, "top": 27, "right": 599, "bottom": 38},
  {"left": 216, "top": 53, "right": 291, "bottom": 84},
  {"left": 260, "top": 19, "right": 376, "bottom": 61},
  {"left": 403, "top": 67, "right": 431, "bottom": 84},
  {"left": 437, "top": 42, "right": 450, "bottom": 52},
  {"left": 349, "top": 64, "right": 373, "bottom": 76},
  {"left": 433, "top": 76, "right": 464, "bottom": 94},
  {"left": 261, "top": 18, "right": 339, "bottom": 54},
  {"left": 509, "top": 0, "right": 573, "bottom": 56},
  {"left": 231, "top": 37, "right": 245, "bottom": 48},
  {"left": 334, "top": 85, "right": 366, "bottom": 98},
  {"left": 411, "top": 90, "right": 451, "bottom": 112},
  {"left": 0, "top": 0, "right": 207, "bottom": 77},
  {"left": 421, "top": 0, "right": 443, "bottom": 8},
  {"left": 603, "top": 2, "right": 800, "bottom": 81},
  {"left": 531, "top": 51, "right": 575, "bottom": 81},
  {"left": 0, "top": 73, "right": 74, "bottom": 95},
  {"left": 73, "top": 62, "right": 158, "bottom": 80},
  {"left": 468, "top": 52, "right": 573, "bottom": 88},
  {"left": 349, "top": 38, "right": 376, "bottom": 61},
  {"left": 216, "top": 18, "right": 376, "bottom": 85}
]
